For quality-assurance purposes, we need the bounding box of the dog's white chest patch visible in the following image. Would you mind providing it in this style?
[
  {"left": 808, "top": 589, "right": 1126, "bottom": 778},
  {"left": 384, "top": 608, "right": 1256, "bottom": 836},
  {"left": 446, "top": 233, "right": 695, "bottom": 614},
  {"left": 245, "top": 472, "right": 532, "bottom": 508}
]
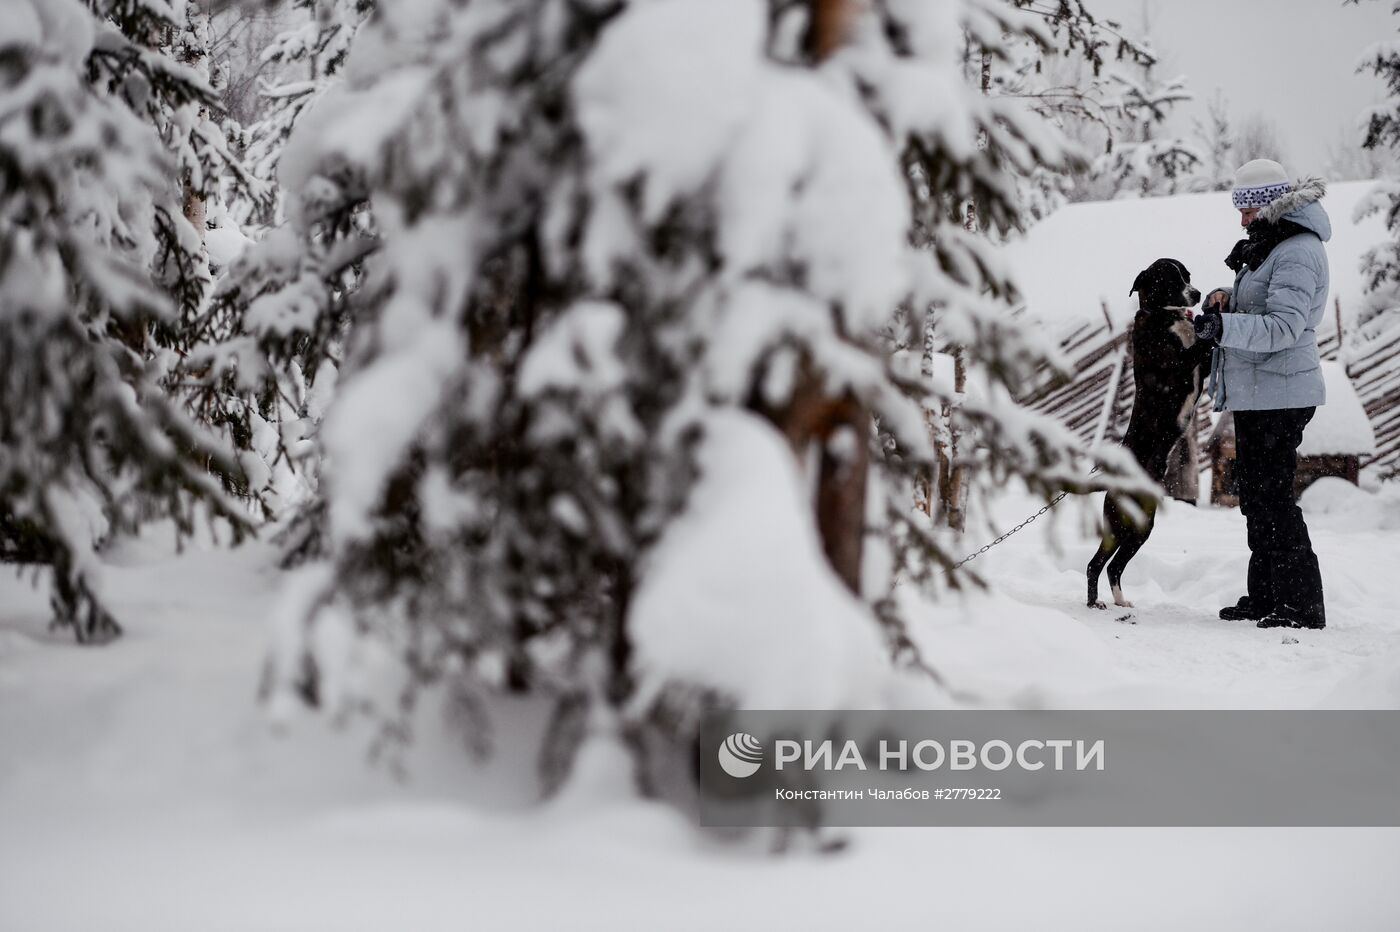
[{"left": 1169, "top": 317, "right": 1196, "bottom": 348}]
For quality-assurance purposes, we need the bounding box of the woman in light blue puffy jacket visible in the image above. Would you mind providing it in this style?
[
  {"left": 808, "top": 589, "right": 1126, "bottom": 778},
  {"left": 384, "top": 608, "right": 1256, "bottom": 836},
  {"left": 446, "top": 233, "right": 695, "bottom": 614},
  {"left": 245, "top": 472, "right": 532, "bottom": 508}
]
[{"left": 1192, "top": 160, "right": 1328, "bottom": 630}]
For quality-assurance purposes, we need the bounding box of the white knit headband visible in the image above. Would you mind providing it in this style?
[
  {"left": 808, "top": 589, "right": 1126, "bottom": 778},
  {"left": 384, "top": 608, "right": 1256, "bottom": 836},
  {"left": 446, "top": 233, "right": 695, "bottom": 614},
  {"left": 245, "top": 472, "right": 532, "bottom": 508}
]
[{"left": 1232, "top": 182, "right": 1290, "bottom": 210}]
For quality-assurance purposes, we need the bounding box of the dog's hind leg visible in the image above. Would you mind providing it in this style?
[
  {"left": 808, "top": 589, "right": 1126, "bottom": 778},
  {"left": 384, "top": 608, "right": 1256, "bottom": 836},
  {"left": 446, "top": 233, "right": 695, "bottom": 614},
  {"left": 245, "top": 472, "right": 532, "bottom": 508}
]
[
  {"left": 1105, "top": 509, "right": 1157, "bottom": 608},
  {"left": 1086, "top": 534, "right": 1117, "bottom": 610},
  {"left": 1087, "top": 497, "right": 1126, "bottom": 609}
]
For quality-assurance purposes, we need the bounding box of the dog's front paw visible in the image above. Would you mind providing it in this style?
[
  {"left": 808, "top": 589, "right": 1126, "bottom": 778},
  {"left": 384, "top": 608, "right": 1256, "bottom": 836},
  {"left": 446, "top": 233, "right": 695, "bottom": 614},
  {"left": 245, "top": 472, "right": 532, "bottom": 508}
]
[
  {"left": 1170, "top": 318, "right": 1197, "bottom": 348},
  {"left": 1088, "top": 600, "right": 1108, "bottom": 610},
  {"left": 1114, "top": 598, "right": 1135, "bottom": 608}
]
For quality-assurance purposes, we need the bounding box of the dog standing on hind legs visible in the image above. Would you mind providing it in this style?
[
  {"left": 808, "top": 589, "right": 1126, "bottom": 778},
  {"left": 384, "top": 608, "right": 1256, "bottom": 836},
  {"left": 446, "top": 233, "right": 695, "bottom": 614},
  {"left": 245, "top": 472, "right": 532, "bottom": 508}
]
[{"left": 1087, "top": 258, "right": 1214, "bottom": 609}]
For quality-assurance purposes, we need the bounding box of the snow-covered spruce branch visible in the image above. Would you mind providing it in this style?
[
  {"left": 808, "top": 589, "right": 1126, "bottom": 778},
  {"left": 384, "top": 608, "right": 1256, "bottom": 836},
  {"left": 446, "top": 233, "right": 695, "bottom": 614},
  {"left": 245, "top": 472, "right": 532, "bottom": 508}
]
[{"left": 0, "top": 1, "right": 258, "bottom": 640}]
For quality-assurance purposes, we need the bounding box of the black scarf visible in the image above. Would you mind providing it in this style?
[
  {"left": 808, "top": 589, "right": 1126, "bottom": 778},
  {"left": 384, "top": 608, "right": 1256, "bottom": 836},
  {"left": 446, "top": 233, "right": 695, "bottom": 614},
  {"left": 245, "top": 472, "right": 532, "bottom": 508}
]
[{"left": 1225, "top": 218, "right": 1308, "bottom": 273}]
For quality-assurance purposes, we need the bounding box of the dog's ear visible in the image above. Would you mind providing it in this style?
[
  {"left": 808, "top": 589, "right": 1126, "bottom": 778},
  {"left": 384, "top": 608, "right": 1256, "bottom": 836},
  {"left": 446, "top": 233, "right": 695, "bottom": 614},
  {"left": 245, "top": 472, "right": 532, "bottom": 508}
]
[{"left": 1129, "top": 268, "right": 1152, "bottom": 296}]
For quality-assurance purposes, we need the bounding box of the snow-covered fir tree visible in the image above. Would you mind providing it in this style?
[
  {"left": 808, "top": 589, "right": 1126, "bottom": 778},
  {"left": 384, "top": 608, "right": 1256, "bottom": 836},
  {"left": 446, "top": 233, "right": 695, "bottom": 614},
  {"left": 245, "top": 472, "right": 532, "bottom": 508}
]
[
  {"left": 920, "top": 0, "right": 1167, "bottom": 526},
  {"left": 1349, "top": 0, "right": 1400, "bottom": 358},
  {"left": 79, "top": 0, "right": 280, "bottom": 502},
  {"left": 984, "top": 0, "right": 1157, "bottom": 213},
  {"left": 1186, "top": 90, "right": 1235, "bottom": 192},
  {"left": 208, "top": 3, "right": 302, "bottom": 128},
  {"left": 177, "top": 0, "right": 375, "bottom": 524},
  {"left": 242, "top": 0, "right": 371, "bottom": 222},
  {"left": 231, "top": 0, "right": 1152, "bottom": 790},
  {"left": 1092, "top": 47, "right": 1200, "bottom": 198},
  {"left": 982, "top": 2, "right": 1200, "bottom": 205},
  {"left": 0, "top": 0, "right": 253, "bottom": 641},
  {"left": 1351, "top": 0, "right": 1400, "bottom": 484},
  {"left": 1352, "top": 2, "right": 1400, "bottom": 334},
  {"left": 86, "top": 0, "right": 266, "bottom": 320}
]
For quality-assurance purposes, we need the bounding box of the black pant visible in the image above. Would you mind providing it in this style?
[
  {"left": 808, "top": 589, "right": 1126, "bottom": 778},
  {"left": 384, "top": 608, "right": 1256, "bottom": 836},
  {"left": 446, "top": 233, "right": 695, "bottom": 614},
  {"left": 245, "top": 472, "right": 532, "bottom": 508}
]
[{"left": 1233, "top": 408, "right": 1325, "bottom": 622}]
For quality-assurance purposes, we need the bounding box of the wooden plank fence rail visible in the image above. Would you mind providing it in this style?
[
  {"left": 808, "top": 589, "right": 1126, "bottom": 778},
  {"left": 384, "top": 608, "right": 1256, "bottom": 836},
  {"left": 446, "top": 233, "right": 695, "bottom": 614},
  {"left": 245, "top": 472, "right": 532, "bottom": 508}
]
[
  {"left": 1022, "top": 321, "right": 1214, "bottom": 468},
  {"left": 1343, "top": 314, "right": 1400, "bottom": 474},
  {"left": 1020, "top": 312, "right": 1400, "bottom": 476}
]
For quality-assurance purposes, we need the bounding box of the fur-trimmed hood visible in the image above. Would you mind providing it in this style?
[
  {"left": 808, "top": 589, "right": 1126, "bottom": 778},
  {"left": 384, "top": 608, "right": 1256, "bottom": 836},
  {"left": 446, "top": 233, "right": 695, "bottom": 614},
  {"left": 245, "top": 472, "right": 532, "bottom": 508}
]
[{"left": 1259, "top": 176, "right": 1331, "bottom": 241}]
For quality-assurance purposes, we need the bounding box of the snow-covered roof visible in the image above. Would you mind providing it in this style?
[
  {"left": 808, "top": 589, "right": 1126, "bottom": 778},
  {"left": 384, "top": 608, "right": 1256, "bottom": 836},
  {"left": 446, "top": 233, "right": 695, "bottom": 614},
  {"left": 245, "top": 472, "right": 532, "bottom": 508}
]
[
  {"left": 999, "top": 180, "right": 1388, "bottom": 338},
  {"left": 1300, "top": 361, "right": 1378, "bottom": 456}
]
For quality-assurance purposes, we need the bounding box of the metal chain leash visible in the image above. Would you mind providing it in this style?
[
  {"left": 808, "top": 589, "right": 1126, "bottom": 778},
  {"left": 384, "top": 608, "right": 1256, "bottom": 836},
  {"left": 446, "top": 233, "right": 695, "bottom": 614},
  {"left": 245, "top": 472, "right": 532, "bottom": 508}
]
[
  {"left": 942, "top": 360, "right": 1209, "bottom": 573},
  {"left": 946, "top": 483, "right": 1085, "bottom": 573},
  {"left": 937, "top": 308, "right": 1216, "bottom": 578}
]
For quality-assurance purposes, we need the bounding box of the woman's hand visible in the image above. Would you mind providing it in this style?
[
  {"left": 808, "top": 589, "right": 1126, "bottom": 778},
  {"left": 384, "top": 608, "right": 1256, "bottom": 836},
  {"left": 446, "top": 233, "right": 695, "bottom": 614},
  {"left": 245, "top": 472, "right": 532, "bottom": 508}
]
[
  {"left": 1194, "top": 310, "right": 1223, "bottom": 344},
  {"left": 1204, "top": 289, "right": 1230, "bottom": 310}
]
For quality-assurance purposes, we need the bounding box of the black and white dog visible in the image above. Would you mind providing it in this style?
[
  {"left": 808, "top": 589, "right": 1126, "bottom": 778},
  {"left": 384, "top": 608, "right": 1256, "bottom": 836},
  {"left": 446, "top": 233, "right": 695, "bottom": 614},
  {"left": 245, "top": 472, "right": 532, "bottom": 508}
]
[{"left": 1086, "top": 258, "right": 1214, "bottom": 609}]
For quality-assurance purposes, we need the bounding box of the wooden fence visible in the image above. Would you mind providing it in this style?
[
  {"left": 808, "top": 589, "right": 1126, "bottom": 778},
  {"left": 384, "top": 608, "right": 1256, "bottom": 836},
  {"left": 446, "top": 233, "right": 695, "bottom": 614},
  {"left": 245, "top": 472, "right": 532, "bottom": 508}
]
[{"left": 1019, "top": 312, "right": 1400, "bottom": 473}]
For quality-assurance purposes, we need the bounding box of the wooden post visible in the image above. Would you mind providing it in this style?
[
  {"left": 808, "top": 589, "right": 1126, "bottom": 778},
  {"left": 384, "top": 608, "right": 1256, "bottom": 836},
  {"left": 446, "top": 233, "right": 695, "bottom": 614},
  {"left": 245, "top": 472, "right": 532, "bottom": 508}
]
[
  {"left": 1335, "top": 296, "right": 1346, "bottom": 371},
  {"left": 1091, "top": 345, "right": 1126, "bottom": 450}
]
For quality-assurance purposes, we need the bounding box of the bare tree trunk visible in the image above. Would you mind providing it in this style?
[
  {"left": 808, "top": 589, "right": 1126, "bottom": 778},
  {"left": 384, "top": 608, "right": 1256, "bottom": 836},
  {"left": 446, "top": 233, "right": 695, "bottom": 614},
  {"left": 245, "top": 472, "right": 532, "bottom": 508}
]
[
  {"left": 809, "top": 0, "right": 861, "bottom": 60},
  {"left": 183, "top": 180, "right": 207, "bottom": 235},
  {"left": 772, "top": 358, "right": 868, "bottom": 596},
  {"left": 765, "top": 0, "right": 868, "bottom": 595},
  {"left": 815, "top": 401, "right": 870, "bottom": 594},
  {"left": 179, "top": 2, "right": 210, "bottom": 245},
  {"left": 937, "top": 349, "right": 968, "bottom": 531},
  {"left": 915, "top": 328, "right": 937, "bottom": 517},
  {"left": 931, "top": 49, "right": 989, "bottom": 533}
]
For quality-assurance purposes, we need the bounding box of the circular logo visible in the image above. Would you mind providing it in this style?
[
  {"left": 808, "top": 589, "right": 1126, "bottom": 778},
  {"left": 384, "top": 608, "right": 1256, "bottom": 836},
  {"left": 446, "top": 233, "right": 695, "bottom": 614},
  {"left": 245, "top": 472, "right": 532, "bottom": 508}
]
[{"left": 718, "top": 732, "right": 764, "bottom": 778}]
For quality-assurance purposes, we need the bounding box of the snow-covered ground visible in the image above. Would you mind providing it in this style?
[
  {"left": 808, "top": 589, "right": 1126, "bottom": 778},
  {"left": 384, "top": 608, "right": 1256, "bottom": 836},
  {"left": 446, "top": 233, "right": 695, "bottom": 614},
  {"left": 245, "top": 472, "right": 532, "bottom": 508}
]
[
  {"left": 6, "top": 1, "right": 1398, "bottom": 927},
  {"left": 4, "top": 477, "right": 1400, "bottom": 931},
  {"left": 6, "top": 179, "right": 1399, "bottom": 930},
  {"left": 931, "top": 477, "right": 1400, "bottom": 709}
]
